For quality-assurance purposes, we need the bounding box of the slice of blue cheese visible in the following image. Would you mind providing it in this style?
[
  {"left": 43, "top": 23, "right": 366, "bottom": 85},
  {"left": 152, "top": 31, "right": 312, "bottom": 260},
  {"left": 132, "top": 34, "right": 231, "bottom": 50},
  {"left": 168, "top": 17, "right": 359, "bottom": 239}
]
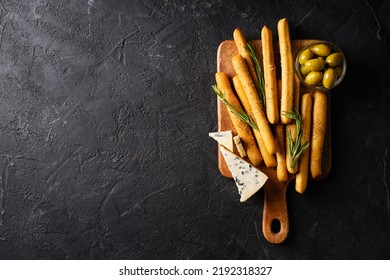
[
  {"left": 209, "top": 131, "right": 233, "bottom": 152},
  {"left": 220, "top": 146, "right": 268, "bottom": 202}
]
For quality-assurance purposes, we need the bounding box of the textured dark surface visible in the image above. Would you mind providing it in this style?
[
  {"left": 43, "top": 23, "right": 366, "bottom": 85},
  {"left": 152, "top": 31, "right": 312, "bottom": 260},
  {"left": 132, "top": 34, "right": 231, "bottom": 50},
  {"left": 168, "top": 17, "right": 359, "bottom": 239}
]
[{"left": 0, "top": 0, "right": 389, "bottom": 259}]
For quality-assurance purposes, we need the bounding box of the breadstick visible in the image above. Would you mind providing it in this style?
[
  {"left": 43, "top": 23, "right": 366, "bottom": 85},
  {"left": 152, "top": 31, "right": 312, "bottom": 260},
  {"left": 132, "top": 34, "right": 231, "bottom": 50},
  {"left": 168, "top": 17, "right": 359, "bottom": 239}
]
[
  {"left": 261, "top": 26, "right": 279, "bottom": 124},
  {"left": 310, "top": 91, "right": 327, "bottom": 178},
  {"left": 296, "top": 94, "right": 313, "bottom": 193},
  {"left": 232, "top": 76, "right": 276, "bottom": 167},
  {"left": 215, "top": 72, "right": 262, "bottom": 166},
  {"left": 277, "top": 79, "right": 282, "bottom": 103},
  {"left": 277, "top": 78, "right": 297, "bottom": 174},
  {"left": 233, "top": 28, "right": 259, "bottom": 85},
  {"left": 293, "top": 74, "right": 301, "bottom": 110},
  {"left": 278, "top": 18, "right": 294, "bottom": 124},
  {"left": 285, "top": 124, "right": 298, "bottom": 174},
  {"left": 275, "top": 124, "right": 288, "bottom": 182},
  {"left": 232, "top": 55, "right": 277, "bottom": 155}
]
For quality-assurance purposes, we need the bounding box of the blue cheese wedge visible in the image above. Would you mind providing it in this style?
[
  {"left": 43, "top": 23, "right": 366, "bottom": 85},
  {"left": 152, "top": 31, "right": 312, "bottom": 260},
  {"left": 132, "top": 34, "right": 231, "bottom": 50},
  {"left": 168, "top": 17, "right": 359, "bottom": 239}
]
[
  {"left": 209, "top": 131, "right": 233, "bottom": 152},
  {"left": 220, "top": 146, "right": 268, "bottom": 202}
]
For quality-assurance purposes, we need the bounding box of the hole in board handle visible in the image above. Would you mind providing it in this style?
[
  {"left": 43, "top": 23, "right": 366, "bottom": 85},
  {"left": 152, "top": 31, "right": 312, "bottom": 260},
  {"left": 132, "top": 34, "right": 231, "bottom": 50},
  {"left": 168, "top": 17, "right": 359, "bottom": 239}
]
[{"left": 271, "top": 219, "right": 281, "bottom": 233}]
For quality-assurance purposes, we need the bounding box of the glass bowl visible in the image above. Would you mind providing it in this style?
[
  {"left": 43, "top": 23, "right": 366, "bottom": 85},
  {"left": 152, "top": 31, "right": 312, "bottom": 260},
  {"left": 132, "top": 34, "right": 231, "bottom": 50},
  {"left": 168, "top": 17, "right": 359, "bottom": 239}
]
[{"left": 295, "top": 40, "right": 347, "bottom": 91}]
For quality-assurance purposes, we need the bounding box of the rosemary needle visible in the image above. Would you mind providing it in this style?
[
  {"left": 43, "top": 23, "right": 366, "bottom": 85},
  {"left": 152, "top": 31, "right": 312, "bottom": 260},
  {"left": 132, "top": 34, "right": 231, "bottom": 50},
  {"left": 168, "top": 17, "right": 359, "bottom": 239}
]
[
  {"left": 282, "top": 108, "right": 310, "bottom": 169},
  {"left": 247, "top": 43, "right": 266, "bottom": 109},
  {"left": 212, "top": 85, "right": 259, "bottom": 131}
]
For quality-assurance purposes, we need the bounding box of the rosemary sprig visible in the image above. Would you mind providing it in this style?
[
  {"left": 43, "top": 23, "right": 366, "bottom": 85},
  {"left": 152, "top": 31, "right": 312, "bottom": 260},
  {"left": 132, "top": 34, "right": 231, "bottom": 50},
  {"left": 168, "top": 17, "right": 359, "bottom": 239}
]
[
  {"left": 247, "top": 43, "right": 266, "bottom": 109},
  {"left": 282, "top": 108, "right": 310, "bottom": 169},
  {"left": 212, "top": 85, "right": 259, "bottom": 131}
]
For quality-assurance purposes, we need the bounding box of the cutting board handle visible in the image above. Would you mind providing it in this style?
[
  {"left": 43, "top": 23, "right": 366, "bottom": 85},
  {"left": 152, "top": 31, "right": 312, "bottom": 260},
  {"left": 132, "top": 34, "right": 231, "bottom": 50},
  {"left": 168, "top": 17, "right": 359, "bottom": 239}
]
[{"left": 262, "top": 180, "right": 289, "bottom": 244}]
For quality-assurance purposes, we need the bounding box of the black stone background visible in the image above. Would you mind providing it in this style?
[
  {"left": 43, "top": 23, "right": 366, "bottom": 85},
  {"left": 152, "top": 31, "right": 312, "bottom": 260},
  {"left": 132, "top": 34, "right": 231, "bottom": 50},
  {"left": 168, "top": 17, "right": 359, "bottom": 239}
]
[{"left": 0, "top": 0, "right": 389, "bottom": 260}]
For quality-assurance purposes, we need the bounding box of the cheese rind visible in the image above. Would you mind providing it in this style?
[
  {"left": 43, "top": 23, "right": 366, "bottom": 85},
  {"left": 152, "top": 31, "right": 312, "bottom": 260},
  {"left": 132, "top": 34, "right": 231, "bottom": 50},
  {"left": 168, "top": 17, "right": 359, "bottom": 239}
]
[
  {"left": 220, "top": 146, "right": 268, "bottom": 202},
  {"left": 209, "top": 131, "right": 233, "bottom": 152}
]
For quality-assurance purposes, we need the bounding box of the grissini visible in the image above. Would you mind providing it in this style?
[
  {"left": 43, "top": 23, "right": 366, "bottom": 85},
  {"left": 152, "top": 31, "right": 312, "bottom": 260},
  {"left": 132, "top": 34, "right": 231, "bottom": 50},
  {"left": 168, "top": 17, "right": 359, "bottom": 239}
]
[
  {"left": 295, "top": 94, "right": 313, "bottom": 193},
  {"left": 290, "top": 75, "right": 301, "bottom": 173},
  {"left": 277, "top": 79, "right": 282, "bottom": 102},
  {"left": 261, "top": 26, "right": 279, "bottom": 124},
  {"left": 232, "top": 76, "right": 277, "bottom": 167},
  {"left": 285, "top": 124, "right": 298, "bottom": 174},
  {"left": 310, "top": 91, "right": 327, "bottom": 178},
  {"left": 275, "top": 124, "right": 288, "bottom": 182},
  {"left": 278, "top": 78, "right": 298, "bottom": 174},
  {"left": 232, "top": 54, "right": 278, "bottom": 155},
  {"left": 233, "top": 28, "right": 259, "bottom": 86},
  {"left": 278, "top": 18, "right": 294, "bottom": 124},
  {"left": 215, "top": 72, "right": 263, "bottom": 166},
  {"left": 293, "top": 74, "right": 301, "bottom": 110}
]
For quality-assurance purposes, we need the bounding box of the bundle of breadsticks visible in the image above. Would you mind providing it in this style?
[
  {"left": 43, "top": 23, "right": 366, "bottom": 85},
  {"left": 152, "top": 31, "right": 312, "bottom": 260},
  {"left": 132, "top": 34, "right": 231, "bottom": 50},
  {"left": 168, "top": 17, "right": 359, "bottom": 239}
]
[{"left": 213, "top": 18, "right": 327, "bottom": 194}]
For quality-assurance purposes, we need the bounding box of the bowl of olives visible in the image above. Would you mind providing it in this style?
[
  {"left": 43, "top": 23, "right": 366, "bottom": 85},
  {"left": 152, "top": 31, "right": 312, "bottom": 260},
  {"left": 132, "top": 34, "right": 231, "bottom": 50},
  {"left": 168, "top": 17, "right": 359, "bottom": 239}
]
[{"left": 295, "top": 41, "right": 346, "bottom": 90}]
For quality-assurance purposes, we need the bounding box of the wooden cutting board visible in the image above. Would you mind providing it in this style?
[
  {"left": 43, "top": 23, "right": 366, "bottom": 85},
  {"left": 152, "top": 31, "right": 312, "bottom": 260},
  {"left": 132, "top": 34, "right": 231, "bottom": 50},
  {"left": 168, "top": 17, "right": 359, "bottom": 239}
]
[{"left": 217, "top": 39, "right": 331, "bottom": 244}]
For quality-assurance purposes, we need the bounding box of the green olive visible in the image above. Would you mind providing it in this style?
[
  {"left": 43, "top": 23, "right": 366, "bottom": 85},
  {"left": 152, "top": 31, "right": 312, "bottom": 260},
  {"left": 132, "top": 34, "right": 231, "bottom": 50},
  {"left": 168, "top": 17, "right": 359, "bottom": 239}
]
[
  {"left": 323, "top": 68, "right": 337, "bottom": 89},
  {"left": 334, "top": 67, "right": 342, "bottom": 77},
  {"left": 310, "top": 44, "right": 331, "bottom": 56},
  {"left": 326, "top": 53, "right": 343, "bottom": 67},
  {"left": 305, "top": 71, "right": 323, "bottom": 85},
  {"left": 304, "top": 58, "right": 326, "bottom": 71},
  {"left": 298, "top": 49, "right": 313, "bottom": 65},
  {"left": 300, "top": 65, "right": 310, "bottom": 76}
]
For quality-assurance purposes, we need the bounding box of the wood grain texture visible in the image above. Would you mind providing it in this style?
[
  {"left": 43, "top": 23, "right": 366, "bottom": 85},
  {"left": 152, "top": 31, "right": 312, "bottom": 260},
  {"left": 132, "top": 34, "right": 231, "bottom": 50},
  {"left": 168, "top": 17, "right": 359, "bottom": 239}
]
[{"left": 217, "top": 39, "right": 332, "bottom": 244}]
